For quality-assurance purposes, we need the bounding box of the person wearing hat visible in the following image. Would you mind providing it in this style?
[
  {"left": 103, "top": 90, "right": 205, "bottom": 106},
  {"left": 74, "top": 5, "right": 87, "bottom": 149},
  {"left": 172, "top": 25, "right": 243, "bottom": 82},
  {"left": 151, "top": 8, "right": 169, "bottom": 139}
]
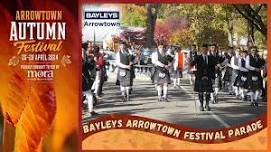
[
  {"left": 237, "top": 50, "right": 249, "bottom": 101},
  {"left": 245, "top": 46, "right": 263, "bottom": 106},
  {"left": 152, "top": 43, "right": 172, "bottom": 102},
  {"left": 116, "top": 42, "right": 133, "bottom": 102},
  {"left": 190, "top": 44, "right": 216, "bottom": 111}
]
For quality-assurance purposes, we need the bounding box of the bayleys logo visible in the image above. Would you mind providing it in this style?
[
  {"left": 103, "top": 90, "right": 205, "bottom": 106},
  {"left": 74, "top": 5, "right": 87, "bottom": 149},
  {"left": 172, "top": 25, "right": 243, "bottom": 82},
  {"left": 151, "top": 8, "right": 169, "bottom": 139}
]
[{"left": 84, "top": 11, "right": 119, "bottom": 20}]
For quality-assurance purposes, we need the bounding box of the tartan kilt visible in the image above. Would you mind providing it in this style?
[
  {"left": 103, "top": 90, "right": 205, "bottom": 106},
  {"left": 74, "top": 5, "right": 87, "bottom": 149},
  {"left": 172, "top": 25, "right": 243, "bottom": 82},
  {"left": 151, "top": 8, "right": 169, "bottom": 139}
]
[
  {"left": 238, "top": 72, "right": 249, "bottom": 89},
  {"left": 194, "top": 76, "right": 213, "bottom": 92},
  {"left": 118, "top": 68, "right": 132, "bottom": 87},
  {"left": 247, "top": 72, "right": 262, "bottom": 91},
  {"left": 153, "top": 67, "right": 171, "bottom": 85},
  {"left": 222, "top": 67, "right": 232, "bottom": 82}
]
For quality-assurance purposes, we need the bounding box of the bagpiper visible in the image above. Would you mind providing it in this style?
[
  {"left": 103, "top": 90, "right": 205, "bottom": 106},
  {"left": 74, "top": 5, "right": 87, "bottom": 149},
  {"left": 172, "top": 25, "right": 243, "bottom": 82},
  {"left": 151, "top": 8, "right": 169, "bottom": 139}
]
[
  {"left": 152, "top": 43, "right": 172, "bottom": 102},
  {"left": 116, "top": 41, "right": 133, "bottom": 102},
  {"left": 190, "top": 44, "right": 216, "bottom": 111}
]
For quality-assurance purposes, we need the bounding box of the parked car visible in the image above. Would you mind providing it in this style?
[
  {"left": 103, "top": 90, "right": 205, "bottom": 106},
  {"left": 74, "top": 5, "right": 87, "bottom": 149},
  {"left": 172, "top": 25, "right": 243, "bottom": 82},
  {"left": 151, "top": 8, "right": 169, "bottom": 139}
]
[
  {"left": 104, "top": 51, "right": 117, "bottom": 72},
  {"left": 139, "top": 48, "right": 153, "bottom": 65}
]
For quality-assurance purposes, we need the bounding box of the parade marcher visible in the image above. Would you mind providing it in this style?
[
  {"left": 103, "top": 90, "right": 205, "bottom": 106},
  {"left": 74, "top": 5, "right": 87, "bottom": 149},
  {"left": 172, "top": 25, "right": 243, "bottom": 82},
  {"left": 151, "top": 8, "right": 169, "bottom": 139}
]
[
  {"left": 236, "top": 50, "right": 249, "bottom": 101},
  {"left": 209, "top": 44, "right": 224, "bottom": 104},
  {"left": 245, "top": 47, "right": 263, "bottom": 106},
  {"left": 173, "top": 48, "right": 184, "bottom": 88},
  {"left": 152, "top": 43, "right": 172, "bottom": 102},
  {"left": 190, "top": 44, "right": 216, "bottom": 111},
  {"left": 222, "top": 47, "right": 234, "bottom": 92},
  {"left": 93, "top": 46, "right": 106, "bottom": 99},
  {"left": 230, "top": 48, "right": 240, "bottom": 97},
  {"left": 128, "top": 43, "right": 138, "bottom": 94},
  {"left": 188, "top": 44, "right": 198, "bottom": 85},
  {"left": 116, "top": 42, "right": 133, "bottom": 102},
  {"left": 82, "top": 49, "right": 98, "bottom": 117}
]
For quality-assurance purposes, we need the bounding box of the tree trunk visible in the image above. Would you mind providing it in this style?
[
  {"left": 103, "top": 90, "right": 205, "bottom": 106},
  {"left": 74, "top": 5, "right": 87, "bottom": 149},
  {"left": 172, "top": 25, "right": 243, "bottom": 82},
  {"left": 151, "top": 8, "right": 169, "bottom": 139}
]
[
  {"left": 226, "top": 12, "right": 234, "bottom": 47},
  {"left": 233, "top": 4, "right": 267, "bottom": 39},
  {"left": 146, "top": 4, "right": 159, "bottom": 48},
  {"left": 247, "top": 20, "right": 255, "bottom": 47}
]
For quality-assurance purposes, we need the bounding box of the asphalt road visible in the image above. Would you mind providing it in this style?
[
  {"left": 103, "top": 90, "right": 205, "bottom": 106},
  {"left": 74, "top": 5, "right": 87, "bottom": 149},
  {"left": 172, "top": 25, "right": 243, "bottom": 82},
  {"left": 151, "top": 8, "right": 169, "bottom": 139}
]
[{"left": 82, "top": 72, "right": 267, "bottom": 129}]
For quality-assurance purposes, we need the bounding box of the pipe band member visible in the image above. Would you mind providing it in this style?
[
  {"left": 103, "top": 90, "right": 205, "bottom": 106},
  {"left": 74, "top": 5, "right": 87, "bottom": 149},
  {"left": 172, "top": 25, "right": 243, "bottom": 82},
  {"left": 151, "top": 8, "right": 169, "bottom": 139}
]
[
  {"left": 231, "top": 48, "right": 241, "bottom": 97},
  {"left": 237, "top": 50, "right": 249, "bottom": 101},
  {"left": 188, "top": 44, "right": 198, "bottom": 85},
  {"left": 222, "top": 47, "right": 233, "bottom": 92},
  {"left": 116, "top": 41, "right": 132, "bottom": 102},
  {"left": 190, "top": 44, "right": 216, "bottom": 111},
  {"left": 245, "top": 46, "right": 263, "bottom": 107},
  {"left": 209, "top": 44, "right": 224, "bottom": 104},
  {"left": 152, "top": 44, "right": 171, "bottom": 102}
]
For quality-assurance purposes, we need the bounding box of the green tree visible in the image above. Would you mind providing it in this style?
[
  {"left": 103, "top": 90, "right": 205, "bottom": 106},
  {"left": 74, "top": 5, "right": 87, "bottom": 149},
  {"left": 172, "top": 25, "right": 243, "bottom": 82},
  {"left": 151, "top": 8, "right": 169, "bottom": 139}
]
[{"left": 121, "top": 4, "right": 147, "bottom": 27}]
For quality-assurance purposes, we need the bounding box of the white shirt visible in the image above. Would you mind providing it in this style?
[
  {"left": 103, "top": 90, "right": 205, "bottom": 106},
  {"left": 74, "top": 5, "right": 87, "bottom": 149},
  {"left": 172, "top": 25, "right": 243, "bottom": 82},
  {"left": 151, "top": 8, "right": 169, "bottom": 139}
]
[{"left": 230, "top": 56, "right": 239, "bottom": 70}]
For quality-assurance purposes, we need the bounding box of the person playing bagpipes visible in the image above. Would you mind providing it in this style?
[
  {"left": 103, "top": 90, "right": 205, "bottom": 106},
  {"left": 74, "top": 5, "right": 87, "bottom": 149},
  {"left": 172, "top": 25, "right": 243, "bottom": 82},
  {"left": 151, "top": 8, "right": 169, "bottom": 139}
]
[
  {"left": 151, "top": 43, "right": 173, "bottom": 102},
  {"left": 116, "top": 41, "right": 133, "bottom": 102}
]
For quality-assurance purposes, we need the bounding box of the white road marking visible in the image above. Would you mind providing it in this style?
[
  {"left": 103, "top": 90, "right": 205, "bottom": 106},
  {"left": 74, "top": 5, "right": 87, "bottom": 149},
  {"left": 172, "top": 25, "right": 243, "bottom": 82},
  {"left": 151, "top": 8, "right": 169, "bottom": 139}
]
[{"left": 179, "top": 82, "right": 231, "bottom": 128}]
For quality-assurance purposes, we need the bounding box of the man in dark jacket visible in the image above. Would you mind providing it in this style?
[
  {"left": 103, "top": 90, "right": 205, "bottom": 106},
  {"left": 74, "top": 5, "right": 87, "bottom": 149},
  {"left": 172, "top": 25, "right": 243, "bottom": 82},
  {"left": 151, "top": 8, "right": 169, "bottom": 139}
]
[{"left": 190, "top": 44, "right": 216, "bottom": 111}]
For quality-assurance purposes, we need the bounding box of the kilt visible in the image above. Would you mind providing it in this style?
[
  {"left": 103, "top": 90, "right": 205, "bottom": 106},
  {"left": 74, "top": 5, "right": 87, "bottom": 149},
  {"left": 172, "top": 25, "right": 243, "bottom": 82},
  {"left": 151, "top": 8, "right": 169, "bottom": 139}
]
[
  {"left": 194, "top": 76, "right": 213, "bottom": 92},
  {"left": 118, "top": 68, "right": 132, "bottom": 86},
  {"left": 222, "top": 67, "right": 232, "bottom": 82},
  {"left": 153, "top": 67, "right": 170, "bottom": 85},
  {"left": 213, "top": 73, "right": 222, "bottom": 89},
  {"left": 233, "top": 74, "right": 241, "bottom": 87},
  {"left": 247, "top": 72, "right": 262, "bottom": 91},
  {"left": 238, "top": 72, "right": 249, "bottom": 89}
]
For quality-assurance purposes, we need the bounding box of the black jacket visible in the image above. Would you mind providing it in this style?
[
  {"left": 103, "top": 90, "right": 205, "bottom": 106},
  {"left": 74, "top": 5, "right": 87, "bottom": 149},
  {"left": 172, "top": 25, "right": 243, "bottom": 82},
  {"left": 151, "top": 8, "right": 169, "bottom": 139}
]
[{"left": 190, "top": 54, "right": 216, "bottom": 80}]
